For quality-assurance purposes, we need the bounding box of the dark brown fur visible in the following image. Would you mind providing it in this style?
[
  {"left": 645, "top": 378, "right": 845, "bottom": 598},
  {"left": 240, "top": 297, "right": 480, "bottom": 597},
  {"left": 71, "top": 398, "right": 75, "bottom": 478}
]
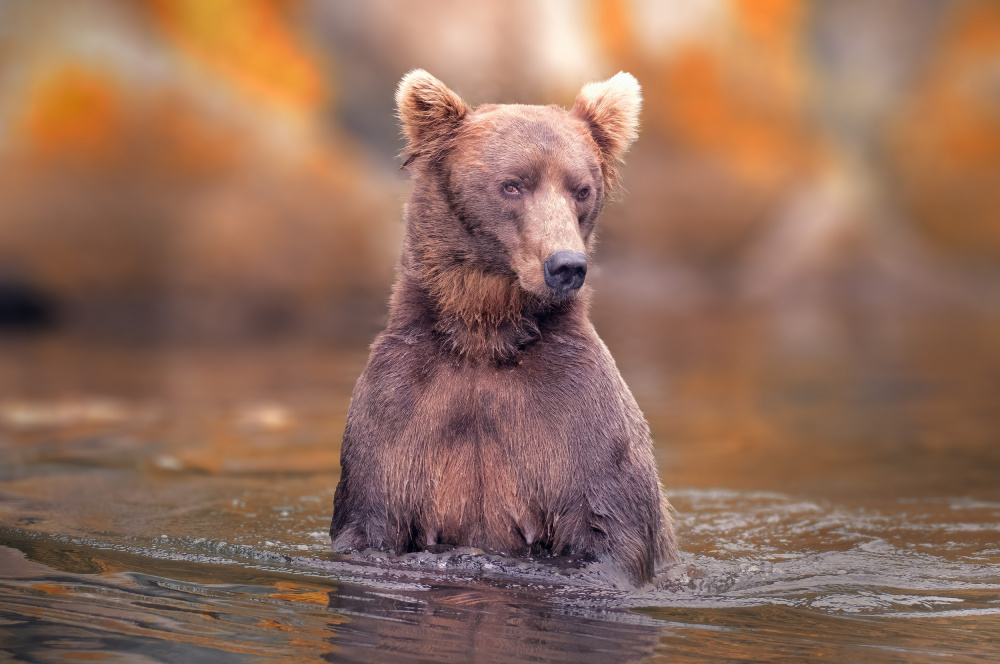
[{"left": 330, "top": 71, "right": 676, "bottom": 585}]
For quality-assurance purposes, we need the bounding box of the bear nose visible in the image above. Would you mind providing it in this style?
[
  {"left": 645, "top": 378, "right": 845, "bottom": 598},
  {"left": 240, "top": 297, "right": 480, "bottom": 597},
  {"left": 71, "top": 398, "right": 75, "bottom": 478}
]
[{"left": 543, "top": 251, "right": 588, "bottom": 294}]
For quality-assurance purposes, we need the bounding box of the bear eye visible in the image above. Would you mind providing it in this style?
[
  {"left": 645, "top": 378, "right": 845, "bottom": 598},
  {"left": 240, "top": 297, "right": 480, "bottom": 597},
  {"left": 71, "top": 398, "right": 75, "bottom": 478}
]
[
  {"left": 502, "top": 182, "right": 521, "bottom": 196},
  {"left": 576, "top": 186, "right": 591, "bottom": 201}
]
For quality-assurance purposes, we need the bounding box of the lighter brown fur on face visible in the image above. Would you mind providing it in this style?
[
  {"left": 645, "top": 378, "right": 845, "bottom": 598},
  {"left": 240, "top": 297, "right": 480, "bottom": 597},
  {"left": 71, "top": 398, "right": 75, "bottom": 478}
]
[{"left": 509, "top": 178, "right": 588, "bottom": 296}]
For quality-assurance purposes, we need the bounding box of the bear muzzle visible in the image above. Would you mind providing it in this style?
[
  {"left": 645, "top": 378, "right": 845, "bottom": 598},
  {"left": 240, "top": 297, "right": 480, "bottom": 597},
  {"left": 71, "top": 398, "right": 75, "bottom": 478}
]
[{"left": 543, "top": 251, "right": 587, "bottom": 295}]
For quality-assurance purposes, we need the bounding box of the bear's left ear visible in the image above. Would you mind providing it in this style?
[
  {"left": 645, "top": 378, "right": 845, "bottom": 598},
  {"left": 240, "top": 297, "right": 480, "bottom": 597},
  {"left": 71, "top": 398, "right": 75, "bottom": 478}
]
[
  {"left": 571, "top": 72, "right": 642, "bottom": 195},
  {"left": 397, "top": 69, "right": 471, "bottom": 167}
]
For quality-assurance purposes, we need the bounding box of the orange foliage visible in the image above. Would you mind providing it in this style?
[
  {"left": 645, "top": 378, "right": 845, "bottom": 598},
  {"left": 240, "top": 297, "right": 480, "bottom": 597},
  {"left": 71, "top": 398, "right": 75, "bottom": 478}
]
[
  {"left": 920, "top": 2, "right": 1000, "bottom": 170},
  {"left": 24, "top": 65, "right": 123, "bottom": 162},
  {"left": 147, "top": 0, "right": 325, "bottom": 112},
  {"left": 663, "top": 47, "right": 725, "bottom": 148},
  {"left": 592, "top": 0, "right": 824, "bottom": 187},
  {"left": 593, "top": 0, "right": 634, "bottom": 68},
  {"left": 734, "top": 0, "right": 803, "bottom": 61},
  {"left": 19, "top": 64, "right": 245, "bottom": 176},
  {"left": 148, "top": 95, "right": 243, "bottom": 176},
  {"left": 891, "top": 0, "right": 1000, "bottom": 259}
]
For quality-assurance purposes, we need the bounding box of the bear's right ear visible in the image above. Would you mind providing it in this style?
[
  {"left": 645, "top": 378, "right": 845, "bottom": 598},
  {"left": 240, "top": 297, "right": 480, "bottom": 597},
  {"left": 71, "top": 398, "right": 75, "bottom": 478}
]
[
  {"left": 571, "top": 72, "right": 642, "bottom": 196},
  {"left": 396, "top": 69, "right": 470, "bottom": 167}
]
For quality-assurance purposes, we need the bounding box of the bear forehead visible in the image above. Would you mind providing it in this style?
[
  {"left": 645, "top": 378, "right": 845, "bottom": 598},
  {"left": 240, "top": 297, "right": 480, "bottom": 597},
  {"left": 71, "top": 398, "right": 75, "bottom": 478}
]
[{"left": 459, "top": 104, "right": 600, "bottom": 171}]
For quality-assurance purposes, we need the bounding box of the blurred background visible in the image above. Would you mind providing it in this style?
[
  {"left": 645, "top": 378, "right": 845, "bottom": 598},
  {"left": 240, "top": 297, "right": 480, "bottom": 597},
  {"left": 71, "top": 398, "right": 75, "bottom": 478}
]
[{"left": 1, "top": 0, "right": 997, "bottom": 343}]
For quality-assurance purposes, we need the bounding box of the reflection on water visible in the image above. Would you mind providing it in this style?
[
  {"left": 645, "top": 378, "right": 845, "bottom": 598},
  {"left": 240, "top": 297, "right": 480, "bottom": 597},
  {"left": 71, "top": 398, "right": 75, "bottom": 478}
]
[{"left": 2, "top": 309, "right": 1000, "bottom": 662}]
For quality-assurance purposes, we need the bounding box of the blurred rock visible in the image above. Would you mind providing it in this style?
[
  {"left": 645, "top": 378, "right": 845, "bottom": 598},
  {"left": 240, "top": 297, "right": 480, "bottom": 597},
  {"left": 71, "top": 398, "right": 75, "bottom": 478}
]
[
  {"left": 0, "top": 0, "right": 997, "bottom": 344},
  {"left": 0, "top": 280, "right": 57, "bottom": 332},
  {"left": 0, "top": 0, "right": 398, "bottom": 340}
]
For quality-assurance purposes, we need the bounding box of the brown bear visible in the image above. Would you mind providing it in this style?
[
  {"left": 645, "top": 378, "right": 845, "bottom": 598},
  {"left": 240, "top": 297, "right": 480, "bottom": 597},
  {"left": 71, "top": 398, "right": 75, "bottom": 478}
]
[{"left": 330, "top": 70, "right": 676, "bottom": 586}]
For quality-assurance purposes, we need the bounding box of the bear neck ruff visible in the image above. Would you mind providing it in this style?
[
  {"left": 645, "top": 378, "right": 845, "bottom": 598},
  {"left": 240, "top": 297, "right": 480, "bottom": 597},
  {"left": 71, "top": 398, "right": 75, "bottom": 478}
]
[{"left": 389, "top": 266, "right": 587, "bottom": 366}]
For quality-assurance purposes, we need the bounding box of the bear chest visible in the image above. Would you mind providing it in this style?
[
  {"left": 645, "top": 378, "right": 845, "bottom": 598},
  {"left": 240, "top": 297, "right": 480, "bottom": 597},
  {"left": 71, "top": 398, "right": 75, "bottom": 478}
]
[
  {"left": 389, "top": 364, "right": 576, "bottom": 541},
  {"left": 399, "top": 362, "right": 573, "bottom": 457},
  {"left": 408, "top": 370, "right": 572, "bottom": 553}
]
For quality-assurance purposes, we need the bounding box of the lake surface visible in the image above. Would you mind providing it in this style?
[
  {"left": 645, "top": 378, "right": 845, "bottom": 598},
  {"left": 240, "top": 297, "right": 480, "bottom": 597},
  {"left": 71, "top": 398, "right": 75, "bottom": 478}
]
[{"left": 2, "top": 305, "right": 1000, "bottom": 662}]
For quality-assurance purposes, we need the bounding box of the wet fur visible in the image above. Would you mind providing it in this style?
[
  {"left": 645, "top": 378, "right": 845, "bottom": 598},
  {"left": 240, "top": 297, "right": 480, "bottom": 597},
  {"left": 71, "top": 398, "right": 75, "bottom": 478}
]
[{"left": 330, "top": 70, "right": 676, "bottom": 585}]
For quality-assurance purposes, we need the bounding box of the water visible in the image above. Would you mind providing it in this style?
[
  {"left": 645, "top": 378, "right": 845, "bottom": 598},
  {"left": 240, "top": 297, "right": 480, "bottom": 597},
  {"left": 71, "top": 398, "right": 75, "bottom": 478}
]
[{"left": 2, "top": 308, "right": 1000, "bottom": 662}]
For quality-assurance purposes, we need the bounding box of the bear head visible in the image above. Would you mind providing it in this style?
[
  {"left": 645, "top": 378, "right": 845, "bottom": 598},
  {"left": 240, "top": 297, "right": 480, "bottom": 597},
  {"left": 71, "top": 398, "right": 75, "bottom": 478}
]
[{"left": 393, "top": 71, "right": 641, "bottom": 360}]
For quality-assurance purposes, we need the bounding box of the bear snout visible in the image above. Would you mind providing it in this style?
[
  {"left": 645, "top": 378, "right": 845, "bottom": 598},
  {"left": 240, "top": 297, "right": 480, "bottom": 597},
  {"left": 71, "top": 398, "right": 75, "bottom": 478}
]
[{"left": 543, "top": 251, "right": 588, "bottom": 294}]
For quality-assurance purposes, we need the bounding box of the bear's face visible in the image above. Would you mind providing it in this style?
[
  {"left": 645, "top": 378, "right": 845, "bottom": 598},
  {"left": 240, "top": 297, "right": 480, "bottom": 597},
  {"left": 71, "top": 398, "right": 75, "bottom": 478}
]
[
  {"left": 446, "top": 105, "right": 603, "bottom": 298},
  {"left": 397, "top": 71, "right": 642, "bottom": 303}
]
